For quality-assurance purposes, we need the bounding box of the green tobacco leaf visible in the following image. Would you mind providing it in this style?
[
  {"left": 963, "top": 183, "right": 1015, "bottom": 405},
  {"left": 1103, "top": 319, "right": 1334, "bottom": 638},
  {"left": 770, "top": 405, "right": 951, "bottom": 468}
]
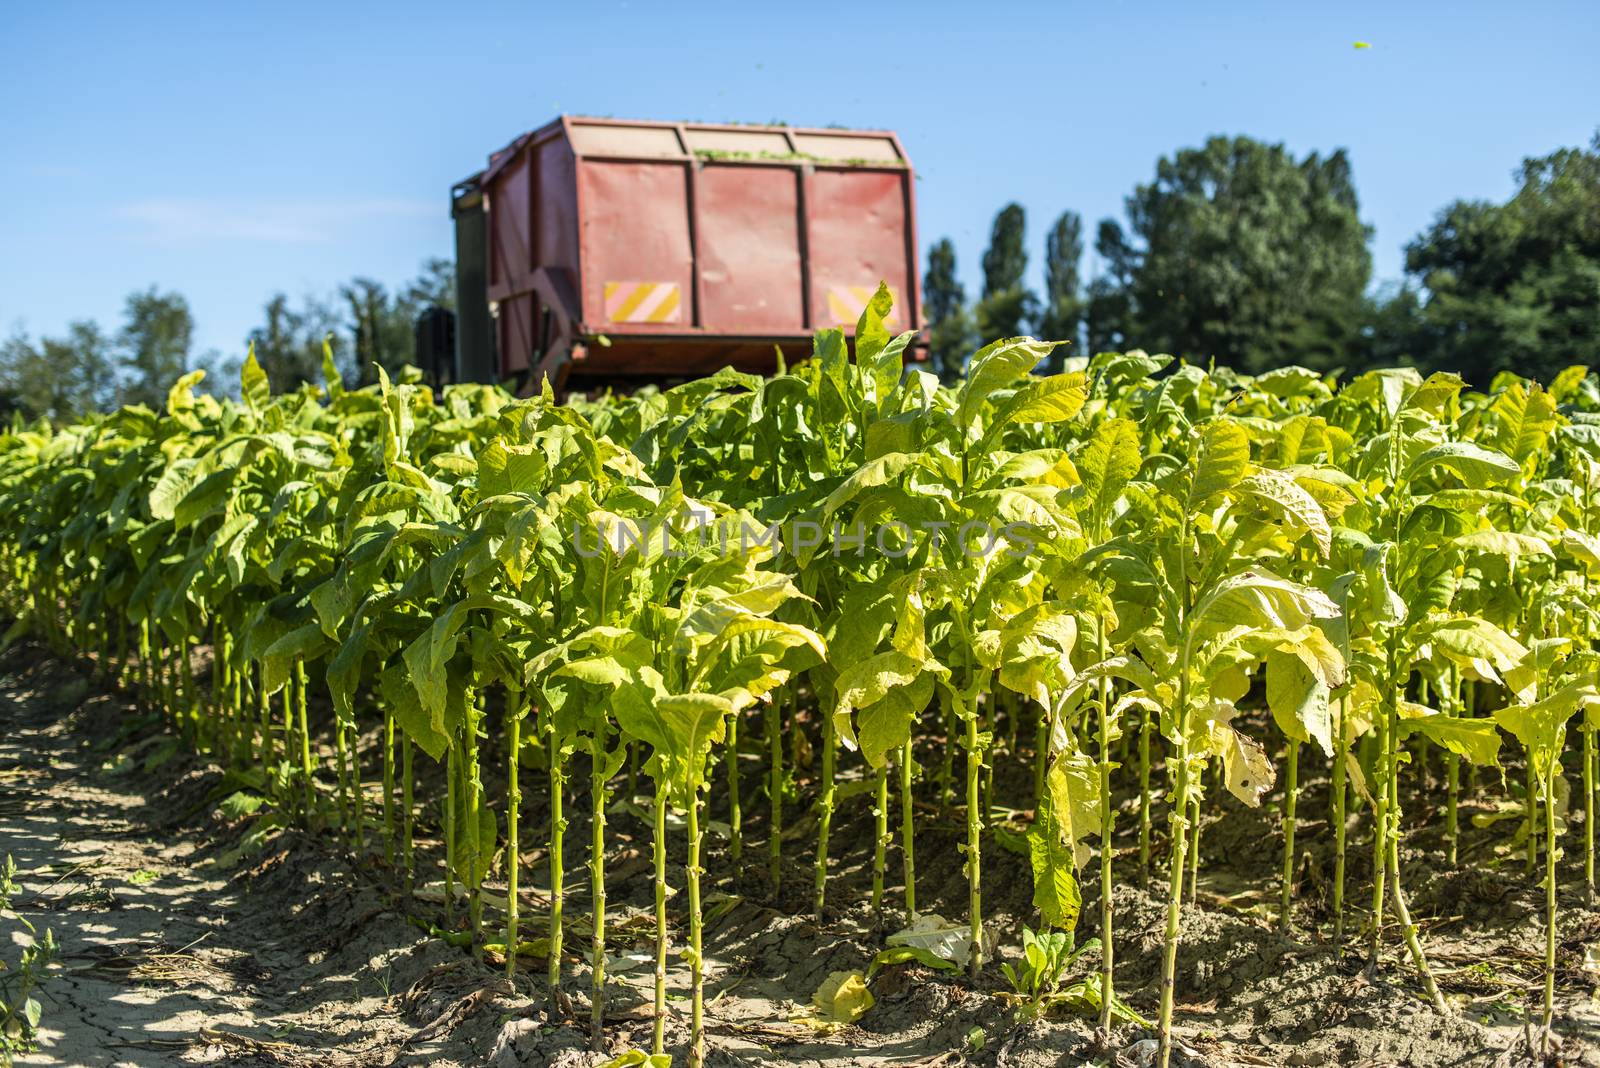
[
  {"left": 1074, "top": 418, "right": 1141, "bottom": 533},
  {"left": 1493, "top": 381, "right": 1559, "bottom": 465},
  {"left": 241, "top": 346, "right": 270, "bottom": 413},
  {"left": 597, "top": 1051, "right": 672, "bottom": 1068},
  {"left": 958, "top": 338, "right": 1059, "bottom": 430},
  {"left": 1454, "top": 530, "right": 1552, "bottom": 559},
  {"left": 855, "top": 281, "right": 895, "bottom": 366},
  {"left": 1028, "top": 814, "right": 1082, "bottom": 931},
  {"left": 1188, "top": 419, "right": 1251, "bottom": 508},
  {"left": 1404, "top": 713, "right": 1502, "bottom": 768},
  {"left": 834, "top": 651, "right": 932, "bottom": 767},
  {"left": 1236, "top": 467, "right": 1332, "bottom": 556},
  {"left": 165, "top": 368, "right": 206, "bottom": 417},
  {"left": 1045, "top": 751, "right": 1102, "bottom": 869},
  {"left": 261, "top": 624, "right": 331, "bottom": 697},
  {"left": 321, "top": 336, "right": 344, "bottom": 399},
  {"left": 403, "top": 603, "right": 466, "bottom": 733},
  {"left": 1265, "top": 647, "right": 1333, "bottom": 755},
  {"left": 1493, "top": 681, "right": 1596, "bottom": 767},
  {"left": 992, "top": 372, "right": 1089, "bottom": 433},
  {"left": 1193, "top": 570, "right": 1340, "bottom": 637},
  {"left": 379, "top": 663, "right": 451, "bottom": 761},
  {"left": 1415, "top": 616, "right": 1528, "bottom": 673},
  {"left": 866, "top": 945, "right": 959, "bottom": 979},
  {"left": 1401, "top": 371, "right": 1464, "bottom": 416},
  {"left": 1406, "top": 441, "right": 1520, "bottom": 487},
  {"left": 149, "top": 458, "right": 200, "bottom": 522}
]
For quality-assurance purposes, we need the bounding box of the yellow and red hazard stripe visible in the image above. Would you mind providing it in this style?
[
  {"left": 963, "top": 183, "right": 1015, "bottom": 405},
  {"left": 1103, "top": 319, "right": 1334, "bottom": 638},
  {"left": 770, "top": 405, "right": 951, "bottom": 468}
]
[{"left": 604, "top": 281, "right": 682, "bottom": 324}]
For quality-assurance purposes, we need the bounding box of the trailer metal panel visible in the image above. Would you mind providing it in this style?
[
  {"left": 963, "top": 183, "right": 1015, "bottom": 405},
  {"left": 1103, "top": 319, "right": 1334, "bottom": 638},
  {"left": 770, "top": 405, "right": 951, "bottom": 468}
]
[{"left": 467, "top": 115, "right": 921, "bottom": 393}]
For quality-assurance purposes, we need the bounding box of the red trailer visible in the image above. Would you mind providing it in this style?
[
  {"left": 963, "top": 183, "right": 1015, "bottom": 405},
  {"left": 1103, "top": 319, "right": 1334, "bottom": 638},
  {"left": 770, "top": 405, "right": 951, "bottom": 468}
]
[{"left": 450, "top": 116, "right": 922, "bottom": 394}]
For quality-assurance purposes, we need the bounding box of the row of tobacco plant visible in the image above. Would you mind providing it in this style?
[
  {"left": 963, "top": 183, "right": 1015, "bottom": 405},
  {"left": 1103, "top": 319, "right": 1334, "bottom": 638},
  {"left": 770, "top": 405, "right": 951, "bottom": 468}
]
[{"left": 2, "top": 288, "right": 1597, "bottom": 1065}]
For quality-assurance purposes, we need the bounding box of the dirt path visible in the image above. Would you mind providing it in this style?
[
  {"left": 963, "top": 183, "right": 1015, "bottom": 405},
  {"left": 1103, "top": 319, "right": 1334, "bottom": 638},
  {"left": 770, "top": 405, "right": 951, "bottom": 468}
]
[{"left": 0, "top": 653, "right": 482, "bottom": 1067}]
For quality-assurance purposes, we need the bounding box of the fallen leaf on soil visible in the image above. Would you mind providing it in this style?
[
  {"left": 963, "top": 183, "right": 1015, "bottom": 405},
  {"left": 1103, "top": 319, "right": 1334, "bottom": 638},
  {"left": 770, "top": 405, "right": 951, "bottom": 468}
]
[
  {"left": 886, "top": 912, "right": 993, "bottom": 969},
  {"left": 599, "top": 1051, "right": 671, "bottom": 1068},
  {"left": 793, "top": 969, "right": 874, "bottom": 1031}
]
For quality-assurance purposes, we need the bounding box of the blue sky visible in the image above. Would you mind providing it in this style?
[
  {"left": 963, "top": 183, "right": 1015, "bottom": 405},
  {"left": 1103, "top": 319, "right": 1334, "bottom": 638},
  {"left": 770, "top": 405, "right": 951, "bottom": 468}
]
[{"left": 2, "top": 1, "right": 1596, "bottom": 362}]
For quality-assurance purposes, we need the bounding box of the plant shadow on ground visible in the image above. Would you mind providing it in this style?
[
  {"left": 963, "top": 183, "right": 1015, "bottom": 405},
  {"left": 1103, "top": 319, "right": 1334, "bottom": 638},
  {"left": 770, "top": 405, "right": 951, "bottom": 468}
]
[{"left": 1, "top": 641, "right": 1594, "bottom": 1067}]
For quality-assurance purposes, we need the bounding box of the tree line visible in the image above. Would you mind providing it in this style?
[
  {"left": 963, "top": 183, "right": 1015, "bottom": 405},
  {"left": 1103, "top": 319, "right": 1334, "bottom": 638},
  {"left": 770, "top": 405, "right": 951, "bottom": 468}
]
[
  {"left": 6, "top": 127, "right": 1596, "bottom": 424},
  {"left": 0, "top": 260, "right": 455, "bottom": 424},
  {"left": 925, "top": 130, "right": 1600, "bottom": 385}
]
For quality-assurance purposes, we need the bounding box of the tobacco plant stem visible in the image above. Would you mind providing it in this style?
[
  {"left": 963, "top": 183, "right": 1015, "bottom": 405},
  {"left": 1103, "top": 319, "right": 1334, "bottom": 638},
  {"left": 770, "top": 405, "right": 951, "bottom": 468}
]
[
  {"left": 727, "top": 710, "right": 742, "bottom": 862},
  {"left": 1187, "top": 794, "right": 1201, "bottom": 905},
  {"left": 1280, "top": 740, "right": 1299, "bottom": 933},
  {"left": 1156, "top": 733, "right": 1190, "bottom": 1068},
  {"left": 295, "top": 660, "right": 314, "bottom": 825},
  {"left": 981, "top": 696, "right": 996, "bottom": 827},
  {"left": 1096, "top": 663, "right": 1115, "bottom": 1033},
  {"left": 870, "top": 762, "right": 889, "bottom": 915},
  {"left": 444, "top": 748, "right": 457, "bottom": 925},
  {"left": 652, "top": 777, "right": 668, "bottom": 1057},
  {"left": 465, "top": 712, "right": 483, "bottom": 957},
  {"left": 1444, "top": 752, "right": 1459, "bottom": 867},
  {"left": 1525, "top": 748, "right": 1538, "bottom": 875},
  {"left": 814, "top": 708, "right": 836, "bottom": 921},
  {"left": 1384, "top": 687, "right": 1447, "bottom": 1014},
  {"left": 335, "top": 717, "right": 352, "bottom": 839},
  {"left": 1386, "top": 820, "right": 1448, "bottom": 1014},
  {"left": 900, "top": 736, "right": 917, "bottom": 919},
  {"left": 382, "top": 710, "right": 397, "bottom": 866},
  {"left": 1369, "top": 689, "right": 1389, "bottom": 967},
  {"left": 964, "top": 706, "right": 984, "bottom": 979},
  {"left": 350, "top": 722, "right": 366, "bottom": 852},
  {"left": 402, "top": 738, "right": 415, "bottom": 891},
  {"left": 1034, "top": 708, "right": 1049, "bottom": 807},
  {"left": 258, "top": 664, "right": 274, "bottom": 767},
  {"left": 505, "top": 703, "right": 521, "bottom": 980},
  {"left": 549, "top": 742, "right": 566, "bottom": 1009},
  {"left": 1542, "top": 757, "right": 1557, "bottom": 1050},
  {"left": 938, "top": 689, "right": 955, "bottom": 815},
  {"left": 767, "top": 693, "right": 783, "bottom": 886},
  {"left": 1585, "top": 726, "right": 1596, "bottom": 905},
  {"left": 1331, "top": 703, "right": 1348, "bottom": 954},
  {"left": 687, "top": 779, "right": 706, "bottom": 1068},
  {"left": 1138, "top": 702, "right": 1153, "bottom": 886},
  {"left": 590, "top": 726, "right": 607, "bottom": 1043}
]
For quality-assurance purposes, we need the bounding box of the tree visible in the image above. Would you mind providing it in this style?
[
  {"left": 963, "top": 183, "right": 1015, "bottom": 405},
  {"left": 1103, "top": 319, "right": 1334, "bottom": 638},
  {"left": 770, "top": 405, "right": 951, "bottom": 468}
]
[
  {"left": 1086, "top": 220, "right": 1137, "bottom": 355},
  {"left": 1039, "top": 211, "right": 1085, "bottom": 368},
  {"left": 923, "top": 238, "right": 973, "bottom": 380},
  {"left": 342, "top": 260, "right": 459, "bottom": 385},
  {"left": 974, "top": 203, "right": 1037, "bottom": 344},
  {"left": 117, "top": 287, "right": 193, "bottom": 409},
  {"left": 248, "top": 293, "right": 344, "bottom": 392},
  {"left": 1353, "top": 283, "right": 1435, "bottom": 373},
  {"left": 1096, "top": 136, "right": 1372, "bottom": 373},
  {"left": 1401, "top": 131, "right": 1600, "bottom": 384},
  {"left": 0, "top": 322, "right": 113, "bottom": 424},
  {"left": 405, "top": 257, "right": 457, "bottom": 312}
]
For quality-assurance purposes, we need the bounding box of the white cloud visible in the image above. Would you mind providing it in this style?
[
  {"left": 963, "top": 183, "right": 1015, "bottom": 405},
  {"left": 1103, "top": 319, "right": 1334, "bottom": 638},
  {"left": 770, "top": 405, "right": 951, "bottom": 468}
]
[{"left": 116, "top": 197, "right": 438, "bottom": 245}]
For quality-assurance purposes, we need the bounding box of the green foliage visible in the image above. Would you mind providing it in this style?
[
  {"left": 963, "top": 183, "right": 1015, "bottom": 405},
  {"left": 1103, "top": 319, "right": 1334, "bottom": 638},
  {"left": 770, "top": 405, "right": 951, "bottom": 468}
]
[
  {"left": 923, "top": 238, "right": 972, "bottom": 381},
  {"left": 2, "top": 287, "right": 1598, "bottom": 1067},
  {"left": 976, "top": 203, "right": 1038, "bottom": 344},
  {"left": 1403, "top": 131, "right": 1600, "bottom": 383},
  {"left": 1, "top": 855, "right": 58, "bottom": 1063}
]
